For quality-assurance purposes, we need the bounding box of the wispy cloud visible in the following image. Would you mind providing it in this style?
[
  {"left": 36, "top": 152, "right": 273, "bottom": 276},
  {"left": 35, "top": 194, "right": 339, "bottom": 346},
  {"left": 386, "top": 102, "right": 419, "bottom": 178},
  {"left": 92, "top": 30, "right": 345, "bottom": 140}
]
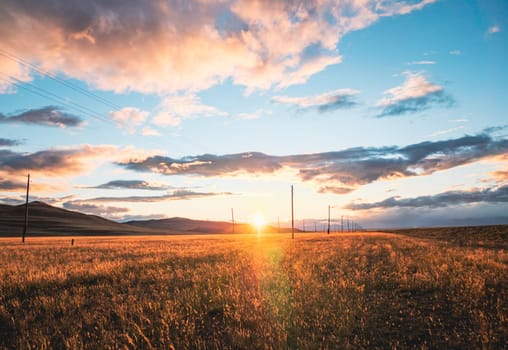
[
  {"left": 488, "top": 25, "right": 501, "bottom": 35},
  {"left": 88, "top": 179, "right": 172, "bottom": 191},
  {"left": 109, "top": 107, "right": 149, "bottom": 134},
  {"left": 235, "top": 109, "right": 272, "bottom": 120},
  {"left": 141, "top": 127, "right": 160, "bottom": 136},
  {"left": 62, "top": 201, "right": 129, "bottom": 218},
  {"left": 0, "top": 0, "right": 435, "bottom": 94},
  {"left": 449, "top": 50, "right": 461, "bottom": 55},
  {"left": 490, "top": 154, "right": 508, "bottom": 181},
  {"left": 429, "top": 126, "right": 465, "bottom": 137},
  {"left": 152, "top": 94, "right": 227, "bottom": 127},
  {"left": 408, "top": 60, "right": 436, "bottom": 65},
  {"left": 0, "top": 138, "right": 22, "bottom": 147},
  {"left": 118, "top": 129, "right": 508, "bottom": 194},
  {"left": 345, "top": 185, "right": 508, "bottom": 210},
  {"left": 272, "top": 88, "right": 359, "bottom": 113},
  {"left": 0, "top": 106, "right": 83, "bottom": 128},
  {"left": 66, "top": 190, "right": 232, "bottom": 204},
  {"left": 376, "top": 72, "right": 454, "bottom": 117}
]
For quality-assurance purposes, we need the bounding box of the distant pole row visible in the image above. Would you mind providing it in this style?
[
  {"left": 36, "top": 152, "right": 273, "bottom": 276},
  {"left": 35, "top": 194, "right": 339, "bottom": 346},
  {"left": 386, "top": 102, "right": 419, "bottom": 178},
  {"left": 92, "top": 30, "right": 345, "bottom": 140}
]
[{"left": 288, "top": 186, "right": 363, "bottom": 238}]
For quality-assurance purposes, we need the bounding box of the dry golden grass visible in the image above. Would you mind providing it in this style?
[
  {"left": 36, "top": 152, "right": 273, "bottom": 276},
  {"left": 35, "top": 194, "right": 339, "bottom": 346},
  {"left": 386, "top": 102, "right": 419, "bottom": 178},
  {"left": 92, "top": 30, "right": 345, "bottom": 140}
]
[{"left": 0, "top": 231, "right": 506, "bottom": 349}]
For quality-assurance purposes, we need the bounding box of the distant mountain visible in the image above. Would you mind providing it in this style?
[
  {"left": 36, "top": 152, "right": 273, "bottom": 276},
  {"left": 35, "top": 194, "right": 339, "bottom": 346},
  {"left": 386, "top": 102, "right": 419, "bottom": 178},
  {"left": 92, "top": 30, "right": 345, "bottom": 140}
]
[
  {"left": 127, "top": 217, "right": 297, "bottom": 234},
  {"left": 0, "top": 201, "right": 159, "bottom": 237},
  {"left": 126, "top": 217, "right": 259, "bottom": 234},
  {"left": 0, "top": 201, "right": 288, "bottom": 237}
]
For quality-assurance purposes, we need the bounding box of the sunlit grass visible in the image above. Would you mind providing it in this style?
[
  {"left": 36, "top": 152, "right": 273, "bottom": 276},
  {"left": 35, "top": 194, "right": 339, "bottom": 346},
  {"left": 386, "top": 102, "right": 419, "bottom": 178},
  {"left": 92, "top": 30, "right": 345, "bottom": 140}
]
[{"left": 0, "top": 231, "right": 506, "bottom": 349}]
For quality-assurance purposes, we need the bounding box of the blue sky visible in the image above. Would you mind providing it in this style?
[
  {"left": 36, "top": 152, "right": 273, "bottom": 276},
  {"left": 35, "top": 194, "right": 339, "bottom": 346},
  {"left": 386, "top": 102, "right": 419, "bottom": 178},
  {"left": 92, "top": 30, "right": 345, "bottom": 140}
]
[{"left": 0, "top": 0, "right": 507, "bottom": 228}]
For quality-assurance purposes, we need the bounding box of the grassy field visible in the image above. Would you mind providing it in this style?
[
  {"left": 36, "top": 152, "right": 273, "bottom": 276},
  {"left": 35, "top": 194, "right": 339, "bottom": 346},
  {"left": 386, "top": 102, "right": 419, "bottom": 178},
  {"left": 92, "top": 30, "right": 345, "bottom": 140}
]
[{"left": 0, "top": 230, "right": 506, "bottom": 349}]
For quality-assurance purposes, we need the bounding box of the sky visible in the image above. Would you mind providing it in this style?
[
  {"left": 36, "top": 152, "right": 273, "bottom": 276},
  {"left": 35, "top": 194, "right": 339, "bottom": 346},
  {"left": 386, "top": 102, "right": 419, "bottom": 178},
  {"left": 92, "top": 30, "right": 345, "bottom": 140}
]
[{"left": 0, "top": 0, "right": 507, "bottom": 229}]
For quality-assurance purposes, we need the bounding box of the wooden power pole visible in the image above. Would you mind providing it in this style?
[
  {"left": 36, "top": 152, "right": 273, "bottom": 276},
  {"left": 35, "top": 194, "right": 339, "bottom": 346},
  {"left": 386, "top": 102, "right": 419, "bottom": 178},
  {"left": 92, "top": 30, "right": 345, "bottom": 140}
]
[
  {"left": 231, "top": 208, "right": 235, "bottom": 234},
  {"left": 22, "top": 173, "right": 30, "bottom": 243}
]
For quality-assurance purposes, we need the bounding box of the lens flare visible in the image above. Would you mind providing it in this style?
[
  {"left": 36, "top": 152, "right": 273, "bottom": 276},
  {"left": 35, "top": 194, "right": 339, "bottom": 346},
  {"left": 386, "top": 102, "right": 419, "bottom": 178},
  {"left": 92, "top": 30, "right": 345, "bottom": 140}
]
[{"left": 252, "top": 214, "right": 266, "bottom": 233}]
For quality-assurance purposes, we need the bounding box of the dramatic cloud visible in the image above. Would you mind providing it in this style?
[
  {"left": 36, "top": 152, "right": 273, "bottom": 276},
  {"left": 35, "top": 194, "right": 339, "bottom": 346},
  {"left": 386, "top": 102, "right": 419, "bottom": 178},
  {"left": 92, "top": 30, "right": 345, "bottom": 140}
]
[
  {"left": 345, "top": 185, "right": 508, "bottom": 210},
  {"left": 118, "top": 129, "right": 508, "bottom": 193},
  {"left": 109, "top": 107, "right": 149, "bottom": 134},
  {"left": 67, "top": 190, "right": 232, "bottom": 203},
  {"left": 152, "top": 94, "right": 227, "bottom": 127},
  {"left": 0, "top": 138, "right": 21, "bottom": 147},
  {"left": 89, "top": 180, "right": 172, "bottom": 191},
  {"left": 0, "top": 106, "right": 83, "bottom": 128},
  {"left": 376, "top": 72, "right": 454, "bottom": 117},
  {"left": 0, "top": 0, "right": 434, "bottom": 94},
  {"left": 354, "top": 205, "right": 508, "bottom": 229},
  {"left": 272, "top": 88, "right": 359, "bottom": 113},
  {"left": 0, "top": 145, "right": 119, "bottom": 176},
  {"left": 0, "top": 179, "right": 25, "bottom": 190}
]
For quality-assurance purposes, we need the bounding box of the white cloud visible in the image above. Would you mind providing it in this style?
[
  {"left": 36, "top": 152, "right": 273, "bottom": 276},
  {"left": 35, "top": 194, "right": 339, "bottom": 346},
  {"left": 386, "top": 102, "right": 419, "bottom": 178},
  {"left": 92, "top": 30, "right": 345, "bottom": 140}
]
[
  {"left": 141, "top": 127, "right": 160, "bottom": 136},
  {"left": 273, "top": 88, "right": 359, "bottom": 112},
  {"left": 376, "top": 72, "right": 454, "bottom": 117},
  {"left": 152, "top": 93, "right": 227, "bottom": 127},
  {"left": 109, "top": 107, "right": 149, "bottom": 134},
  {"left": 378, "top": 72, "right": 442, "bottom": 106},
  {"left": 449, "top": 50, "right": 461, "bottom": 55},
  {"left": 235, "top": 109, "right": 272, "bottom": 120}
]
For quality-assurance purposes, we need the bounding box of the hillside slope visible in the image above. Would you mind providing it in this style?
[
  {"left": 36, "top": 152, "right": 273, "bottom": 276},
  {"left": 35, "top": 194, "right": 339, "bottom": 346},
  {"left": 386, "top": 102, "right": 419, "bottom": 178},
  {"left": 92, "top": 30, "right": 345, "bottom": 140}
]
[{"left": 0, "top": 201, "right": 160, "bottom": 236}]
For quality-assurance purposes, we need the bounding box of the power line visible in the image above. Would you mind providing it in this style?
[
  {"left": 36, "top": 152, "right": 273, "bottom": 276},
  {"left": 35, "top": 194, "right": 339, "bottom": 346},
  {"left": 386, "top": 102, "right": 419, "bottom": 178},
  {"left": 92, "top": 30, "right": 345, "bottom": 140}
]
[
  {"left": 0, "top": 48, "right": 124, "bottom": 111},
  {"left": 0, "top": 73, "right": 113, "bottom": 125}
]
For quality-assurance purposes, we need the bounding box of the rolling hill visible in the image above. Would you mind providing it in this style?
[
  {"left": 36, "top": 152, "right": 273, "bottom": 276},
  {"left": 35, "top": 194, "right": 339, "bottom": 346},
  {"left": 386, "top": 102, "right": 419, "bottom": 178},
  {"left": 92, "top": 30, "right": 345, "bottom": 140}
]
[
  {"left": 0, "top": 201, "right": 160, "bottom": 237},
  {"left": 0, "top": 201, "right": 286, "bottom": 237}
]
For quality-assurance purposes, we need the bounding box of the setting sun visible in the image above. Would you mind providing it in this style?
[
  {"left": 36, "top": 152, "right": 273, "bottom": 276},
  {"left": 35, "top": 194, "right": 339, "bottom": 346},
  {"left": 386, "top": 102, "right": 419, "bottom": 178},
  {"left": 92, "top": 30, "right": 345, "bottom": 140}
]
[{"left": 251, "top": 214, "right": 266, "bottom": 233}]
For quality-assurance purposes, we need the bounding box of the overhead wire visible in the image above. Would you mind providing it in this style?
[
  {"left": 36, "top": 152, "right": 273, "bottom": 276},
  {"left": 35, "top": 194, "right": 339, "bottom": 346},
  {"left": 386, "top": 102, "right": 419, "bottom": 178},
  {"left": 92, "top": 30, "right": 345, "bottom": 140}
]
[
  {"left": 0, "top": 47, "right": 214, "bottom": 154},
  {"left": 0, "top": 48, "right": 124, "bottom": 111},
  {"left": 0, "top": 73, "right": 114, "bottom": 125}
]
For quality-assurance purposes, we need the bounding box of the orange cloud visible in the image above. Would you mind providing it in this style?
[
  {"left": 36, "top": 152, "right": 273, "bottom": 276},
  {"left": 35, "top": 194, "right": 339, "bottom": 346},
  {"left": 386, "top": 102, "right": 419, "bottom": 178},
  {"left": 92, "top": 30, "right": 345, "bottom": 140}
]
[{"left": 0, "top": 145, "right": 120, "bottom": 177}]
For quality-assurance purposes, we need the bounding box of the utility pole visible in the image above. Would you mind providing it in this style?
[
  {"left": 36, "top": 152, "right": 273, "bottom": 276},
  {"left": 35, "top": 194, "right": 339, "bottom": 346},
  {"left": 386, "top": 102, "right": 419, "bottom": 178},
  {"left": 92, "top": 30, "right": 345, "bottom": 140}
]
[
  {"left": 314, "top": 222, "right": 317, "bottom": 232},
  {"left": 327, "top": 205, "right": 331, "bottom": 234},
  {"left": 231, "top": 208, "right": 235, "bottom": 234},
  {"left": 22, "top": 173, "right": 30, "bottom": 243},
  {"left": 303, "top": 219, "right": 305, "bottom": 232},
  {"left": 291, "top": 185, "right": 294, "bottom": 239},
  {"left": 341, "top": 215, "right": 344, "bottom": 233}
]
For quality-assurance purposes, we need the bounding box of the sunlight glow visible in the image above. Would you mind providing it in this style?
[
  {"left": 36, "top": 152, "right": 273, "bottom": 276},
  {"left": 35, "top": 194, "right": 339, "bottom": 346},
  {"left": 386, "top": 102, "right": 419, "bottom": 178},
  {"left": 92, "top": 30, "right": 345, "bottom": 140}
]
[{"left": 252, "top": 214, "right": 266, "bottom": 234}]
